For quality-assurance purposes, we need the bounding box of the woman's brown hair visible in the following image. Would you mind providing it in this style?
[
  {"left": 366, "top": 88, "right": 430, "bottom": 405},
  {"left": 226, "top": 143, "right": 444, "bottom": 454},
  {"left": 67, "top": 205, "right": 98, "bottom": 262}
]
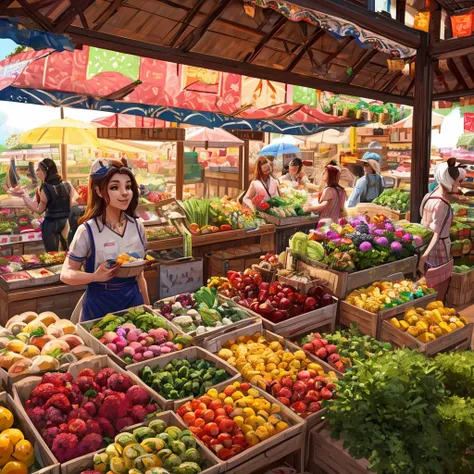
[
  {"left": 325, "top": 166, "right": 342, "bottom": 187},
  {"left": 79, "top": 159, "right": 139, "bottom": 225},
  {"left": 255, "top": 156, "right": 272, "bottom": 181}
]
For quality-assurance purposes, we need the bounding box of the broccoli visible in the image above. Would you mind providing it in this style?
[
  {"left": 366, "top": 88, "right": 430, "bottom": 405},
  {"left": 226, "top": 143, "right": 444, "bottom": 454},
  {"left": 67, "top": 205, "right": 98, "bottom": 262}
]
[
  {"left": 140, "top": 366, "right": 154, "bottom": 385},
  {"left": 178, "top": 366, "right": 189, "bottom": 379}
]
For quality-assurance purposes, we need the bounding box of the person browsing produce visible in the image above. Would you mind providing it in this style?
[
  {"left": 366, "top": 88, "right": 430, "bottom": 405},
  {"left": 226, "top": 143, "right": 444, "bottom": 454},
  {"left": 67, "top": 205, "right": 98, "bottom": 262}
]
[
  {"left": 243, "top": 156, "right": 280, "bottom": 212},
  {"left": 19, "top": 158, "right": 77, "bottom": 252},
  {"left": 347, "top": 152, "right": 385, "bottom": 207},
  {"left": 61, "top": 158, "right": 149, "bottom": 321},
  {"left": 418, "top": 158, "right": 466, "bottom": 301},
  {"left": 279, "top": 157, "right": 308, "bottom": 191},
  {"left": 303, "top": 164, "right": 347, "bottom": 225}
]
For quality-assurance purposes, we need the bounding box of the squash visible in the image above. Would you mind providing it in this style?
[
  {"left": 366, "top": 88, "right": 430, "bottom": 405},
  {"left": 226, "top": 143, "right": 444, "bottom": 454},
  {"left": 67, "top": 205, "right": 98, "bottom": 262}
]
[
  {"left": 36, "top": 312, "right": 59, "bottom": 327},
  {"left": 29, "top": 334, "right": 54, "bottom": 350}
]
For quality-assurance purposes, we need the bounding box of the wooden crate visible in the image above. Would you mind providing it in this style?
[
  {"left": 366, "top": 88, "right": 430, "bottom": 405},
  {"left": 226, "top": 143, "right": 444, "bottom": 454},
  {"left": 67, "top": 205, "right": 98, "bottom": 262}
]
[
  {"left": 204, "top": 324, "right": 337, "bottom": 432},
  {"left": 339, "top": 292, "right": 438, "bottom": 338},
  {"left": 298, "top": 256, "right": 418, "bottom": 299},
  {"left": 257, "top": 211, "right": 314, "bottom": 227},
  {"left": 379, "top": 300, "right": 474, "bottom": 355},
  {"left": 175, "top": 384, "right": 305, "bottom": 474},
  {"left": 447, "top": 268, "right": 474, "bottom": 306},
  {"left": 251, "top": 264, "right": 278, "bottom": 283},
  {"left": 0, "top": 392, "right": 60, "bottom": 474},
  {"left": 348, "top": 203, "right": 407, "bottom": 221},
  {"left": 152, "top": 295, "right": 259, "bottom": 346},
  {"left": 61, "top": 411, "right": 223, "bottom": 474},
  {"left": 220, "top": 295, "right": 338, "bottom": 338},
  {"left": 126, "top": 346, "right": 241, "bottom": 410},
  {"left": 277, "top": 273, "right": 329, "bottom": 293},
  {"left": 77, "top": 305, "right": 183, "bottom": 368},
  {"left": 12, "top": 355, "right": 164, "bottom": 468},
  {"left": 158, "top": 257, "right": 203, "bottom": 299},
  {"left": 380, "top": 320, "right": 473, "bottom": 355},
  {"left": 309, "top": 424, "right": 369, "bottom": 474},
  {"left": 207, "top": 245, "right": 267, "bottom": 278}
]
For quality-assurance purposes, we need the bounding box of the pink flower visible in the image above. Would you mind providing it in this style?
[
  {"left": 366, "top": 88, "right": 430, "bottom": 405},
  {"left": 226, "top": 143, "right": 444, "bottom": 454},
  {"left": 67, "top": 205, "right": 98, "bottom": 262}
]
[
  {"left": 385, "top": 223, "right": 394, "bottom": 231},
  {"left": 375, "top": 237, "right": 389, "bottom": 246},
  {"left": 359, "top": 242, "right": 373, "bottom": 252},
  {"left": 374, "top": 229, "right": 384, "bottom": 236},
  {"left": 402, "top": 233, "right": 412, "bottom": 243},
  {"left": 413, "top": 236, "right": 422, "bottom": 246},
  {"left": 391, "top": 241, "right": 402, "bottom": 252}
]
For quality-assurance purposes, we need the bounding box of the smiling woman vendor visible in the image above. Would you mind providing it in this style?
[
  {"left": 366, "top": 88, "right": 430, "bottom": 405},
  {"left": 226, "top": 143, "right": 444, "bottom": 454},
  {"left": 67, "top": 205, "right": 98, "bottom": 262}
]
[{"left": 61, "top": 159, "right": 149, "bottom": 321}]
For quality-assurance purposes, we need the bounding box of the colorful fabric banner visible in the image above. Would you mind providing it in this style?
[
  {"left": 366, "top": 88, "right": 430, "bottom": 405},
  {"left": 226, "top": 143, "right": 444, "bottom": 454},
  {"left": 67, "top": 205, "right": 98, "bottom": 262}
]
[
  {"left": 292, "top": 86, "right": 318, "bottom": 108},
  {"left": 87, "top": 47, "right": 140, "bottom": 80},
  {"left": 465, "top": 113, "right": 474, "bottom": 133}
]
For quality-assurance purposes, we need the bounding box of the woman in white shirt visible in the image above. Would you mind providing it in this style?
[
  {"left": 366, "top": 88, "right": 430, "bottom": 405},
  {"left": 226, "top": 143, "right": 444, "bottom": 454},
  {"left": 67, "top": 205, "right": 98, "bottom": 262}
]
[{"left": 61, "top": 159, "right": 149, "bottom": 321}]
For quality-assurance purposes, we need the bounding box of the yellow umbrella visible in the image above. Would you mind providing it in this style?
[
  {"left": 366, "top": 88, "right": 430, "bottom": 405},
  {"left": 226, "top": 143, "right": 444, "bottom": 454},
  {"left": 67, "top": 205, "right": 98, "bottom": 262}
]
[{"left": 21, "top": 118, "right": 101, "bottom": 179}]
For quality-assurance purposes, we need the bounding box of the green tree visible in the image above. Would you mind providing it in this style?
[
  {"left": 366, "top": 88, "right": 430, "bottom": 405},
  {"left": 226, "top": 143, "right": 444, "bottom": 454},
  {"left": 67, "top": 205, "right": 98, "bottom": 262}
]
[{"left": 5, "top": 45, "right": 30, "bottom": 59}]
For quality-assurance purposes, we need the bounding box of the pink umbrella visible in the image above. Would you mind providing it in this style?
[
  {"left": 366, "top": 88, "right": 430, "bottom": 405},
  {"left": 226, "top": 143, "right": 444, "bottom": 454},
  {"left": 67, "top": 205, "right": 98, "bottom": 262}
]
[{"left": 93, "top": 113, "right": 166, "bottom": 128}]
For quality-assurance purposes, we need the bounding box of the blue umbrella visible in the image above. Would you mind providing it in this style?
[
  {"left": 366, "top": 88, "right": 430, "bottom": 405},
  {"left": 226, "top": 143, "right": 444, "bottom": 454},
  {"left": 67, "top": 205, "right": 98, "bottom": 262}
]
[{"left": 257, "top": 142, "right": 301, "bottom": 157}]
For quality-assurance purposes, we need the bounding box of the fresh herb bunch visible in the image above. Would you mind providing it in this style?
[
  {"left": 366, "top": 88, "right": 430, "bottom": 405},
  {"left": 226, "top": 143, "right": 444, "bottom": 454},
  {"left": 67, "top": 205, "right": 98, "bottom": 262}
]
[
  {"left": 435, "top": 351, "right": 474, "bottom": 399},
  {"left": 325, "top": 349, "right": 463, "bottom": 474},
  {"left": 373, "top": 189, "right": 410, "bottom": 212}
]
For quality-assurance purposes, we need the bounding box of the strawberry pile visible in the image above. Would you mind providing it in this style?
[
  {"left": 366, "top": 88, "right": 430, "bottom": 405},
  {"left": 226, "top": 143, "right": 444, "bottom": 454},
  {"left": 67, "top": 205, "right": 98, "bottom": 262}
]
[
  {"left": 300, "top": 333, "right": 345, "bottom": 373},
  {"left": 24, "top": 369, "right": 159, "bottom": 462}
]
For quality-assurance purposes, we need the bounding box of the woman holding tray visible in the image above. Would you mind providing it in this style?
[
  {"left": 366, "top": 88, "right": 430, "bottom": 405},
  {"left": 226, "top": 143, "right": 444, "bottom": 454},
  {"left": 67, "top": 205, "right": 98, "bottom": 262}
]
[
  {"left": 61, "top": 158, "right": 149, "bottom": 321},
  {"left": 419, "top": 158, "right": 466, "bottom": 301}
]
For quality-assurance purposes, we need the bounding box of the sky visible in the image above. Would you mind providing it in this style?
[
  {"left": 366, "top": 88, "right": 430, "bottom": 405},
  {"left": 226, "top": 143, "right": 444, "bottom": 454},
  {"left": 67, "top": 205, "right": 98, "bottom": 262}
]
[{"left": 0, "top": 39, "right": 111, "bottom": 146}]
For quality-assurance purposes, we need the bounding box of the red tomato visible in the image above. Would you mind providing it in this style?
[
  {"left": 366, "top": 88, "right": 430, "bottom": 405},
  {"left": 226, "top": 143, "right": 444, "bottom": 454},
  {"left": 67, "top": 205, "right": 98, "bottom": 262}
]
[
  {"left": 191, "top": 400, "right": 202, "bottom": 410},
  {"left": 182, "top": 412, "right": 196, "bottom": 426},
  {"left": 214, "top": 415, "right": 228, "bottom": 425},
  {"left": 240, "top": 382, "right": 250, "bottom": 392},
  {"left": 194, "top": 418, "right": 206, "bottom": 429},
  {"left": 201, "top": 435, "right": 214, "bottom": 445},
  {"left": 189, "top": 426, "right": 204, "bottom": 438},
  {"left": 209, "top": 400, "right": 223, "bottom": 411},
  {"left": 232, "top": 434, "right": 247, "bottom": 447},
  {"left": 214, "top": 408, "right": 226, "bottom": 417},
  {"left": 231, "top": 444, "right": 244, "bottom": 454},
  {"left": 217, "top": 433, "right": 232, "bottom": 448},
  {"left": 194, "top": 409, "right": 204, "bottom": 419},
  {"left": 218, "top": 448, "right": 235, "bottom": 460},
  {"left": 177, "top": 401, "right": 192, "bottom": 416},
  {"left": 201, "top": 409, "right": 215, "bottom": 423},
  {"left": 200, "top": 395, "right": 212, "bottom": 406},
  {"left": 219, "top": 419, "right": 235, "bottom": 434},
  {"left": 204, "top": 422, "right": 219, "bottom": 437},
  {"left": 208, "top": 438, "right": 221, "bottom": 449},
  {"left": 224, "top": 405, "right": 233, "bottom": 415}
]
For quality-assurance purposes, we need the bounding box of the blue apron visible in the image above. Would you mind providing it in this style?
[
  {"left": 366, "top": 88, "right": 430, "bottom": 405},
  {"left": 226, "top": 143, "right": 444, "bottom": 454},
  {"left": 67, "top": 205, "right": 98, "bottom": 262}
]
[{"left": 81, "top": 220, "right": 145, "bottom": 321}]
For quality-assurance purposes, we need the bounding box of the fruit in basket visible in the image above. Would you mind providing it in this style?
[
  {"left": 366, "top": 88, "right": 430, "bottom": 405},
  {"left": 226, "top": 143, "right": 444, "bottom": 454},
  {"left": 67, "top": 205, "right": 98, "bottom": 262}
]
[
  {"left": 176, "top": 380, "right": 289, "bottom": 460},
  {"left": 138, "top": 358, "right": 232, "bottom": 400},
  {"left": 0, "top": 312, "right": 95, "bottom": 375},
  {"left": 345, "top": 279, "right": 434, "bottom": 313},
  {"left": 390, "top": 301, "right": 469, "bottom": 342},
  {"left": 24, "top": 369, "right": 160, "bottom": 463},
  {"left": 79, "top": 420, "right": 207, "bottom": 474}
]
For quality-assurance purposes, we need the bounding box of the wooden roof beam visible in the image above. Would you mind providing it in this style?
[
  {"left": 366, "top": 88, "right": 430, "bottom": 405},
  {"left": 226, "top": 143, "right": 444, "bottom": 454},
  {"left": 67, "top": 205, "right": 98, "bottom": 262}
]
[
  {"left": 447, "top": 58, "right": 470, "bottom": 90},
  {"left": 244, "top": 15, "right": 287, "bottom": 63},
  {"left": 286, "top": 0, "right": 421, "bottom": 49},
  {"left": 434, "top": 0, "right": 454, "bottom": 12},
  {"left": 284, "top": 28, "right": 325, "bottom": 71},
  {"left": 0, "top": 0, "right": 15, "bottom": 14},
  {"left": 16, "top": 0, "right": 54, "bottom": 31},
  {"left": 431, "top": 36, "right": 474, "bottom": 59},
  {"left": 383, "top": 71, "right": 404, "bottom": 93},
  {"left": 461, "top": 55, "right": 474, "bottom": 85},
  {"left": 179, "top": 0, "right": 233, "bottom": 52},
  {"left": 168, "top": 0, "right": 207, "bottom": 47},
  {"left": 54, "top": 0, "right": 95, "bottom": 33},
  {"left": 433, "top": 88, "right": 474, "bottom": 101},
  {"left": 65, "top": 25, "right": 414, "bottom": 106},
  {"left": 345, "top": 48, "right": 378, "bottom": 84}
]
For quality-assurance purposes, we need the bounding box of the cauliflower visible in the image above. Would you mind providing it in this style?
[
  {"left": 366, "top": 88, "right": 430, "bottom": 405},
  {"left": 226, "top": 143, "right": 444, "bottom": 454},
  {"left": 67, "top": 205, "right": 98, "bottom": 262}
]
[
  {"left": 68, "top": 408, "right": 91, "bottom": 422},
  {"left": 76, "top": 376, "right": 97, "bottom": 393},
  {"left": 125, "top": 385, "right": 150, "bottom": 407},
  {"left": 26, "top": 406, "right": 46, "bottom": 430},
  {"left": 68, "top": 418, "right": 87, "bottom": 438},
  {"left": 45, "top": 406, "right": 67, "bottom": 425},
  {"left": 98, "top": 394, "right": 129, "bottom": 420},
  {"left": 130, "top": 405, "right": 147, "bottom": 423},
  {"left": 44, "top": 394, "right": 71, "bottom": 413},
  {"left": 43, "top": 427, "right": 60, "bottom": 447},
  {"left": 107, "top": 373, "right": 134, "bottom": 393},
  {"left": 83, "top": 401, "right": 97, "bottom": 417},
  {"left": 75, "top": 433, "right": 103, "bottom": 457},
  {"left": 31, "top": 383, "right": 57, "bottom": 401},
  {"left": 42, "top": 372, "right": 73, "bottom": 386},
  {"left": 115, "top": 416, "right": 134, "bottom": 432},
  {"left": 94, "top": 417, "right": 114, "bottom": 438},
  {"left": 52, "top": 433, "right": 79, "bottom": 463},
  {"left": 95, "top": 368, "right": 116, "bottom": 387},
  {"left": 85, "top": 419, "right": 101, "bottom": 435}
]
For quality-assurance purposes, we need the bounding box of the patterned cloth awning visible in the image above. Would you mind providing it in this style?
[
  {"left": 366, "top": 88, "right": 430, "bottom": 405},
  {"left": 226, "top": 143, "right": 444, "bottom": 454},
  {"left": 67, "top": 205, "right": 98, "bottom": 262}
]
[{"left": 243, "top": 0, "right": 416, "bottom": 58}]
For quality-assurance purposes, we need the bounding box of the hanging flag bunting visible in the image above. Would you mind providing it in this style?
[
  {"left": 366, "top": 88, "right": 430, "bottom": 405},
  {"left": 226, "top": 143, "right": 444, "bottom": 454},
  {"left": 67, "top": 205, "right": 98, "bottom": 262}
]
[
  {"left": 291, "top": 86, "right": 317, "bottom": 108},
  {"left": 465, "top": 113, "right": 474, "bottom": 133},
  {"left": 413, "top": 11, "right": 431, "bottom": 32},
  {"left": 87, "top": 47, "right": 140, "bottom": 80}
]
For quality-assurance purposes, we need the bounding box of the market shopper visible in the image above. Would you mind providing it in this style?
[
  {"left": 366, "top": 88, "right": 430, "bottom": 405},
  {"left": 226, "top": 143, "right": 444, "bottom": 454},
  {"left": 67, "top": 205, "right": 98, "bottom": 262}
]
[
  {"left": 243, "top": 156, "right": 280, "bottom": 211},
  {"left": 347, "top": 152, "right": 384, "bottom": 207},
  {"left": 279, "top": 157, "right": 308, "bottom": 190},
  {"left": 20, "top": 158, "right": 76, "bottom": 252},
  {"left": 302, "top": 163, "right": 347, "bottom": 224},
  {"left": 419, "top": 159, "right": 466, "bottom": 301},
  {"left": 61, "top": 158, "right": 149, "bottom": 321}
]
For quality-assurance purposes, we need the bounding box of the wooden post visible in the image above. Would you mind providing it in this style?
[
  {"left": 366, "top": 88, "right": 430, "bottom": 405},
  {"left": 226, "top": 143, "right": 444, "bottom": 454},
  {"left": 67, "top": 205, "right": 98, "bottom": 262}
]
[
  {"left": 176, "top": 140, "right": 184, "bottom": 200},
  {"left": 60, "top": 107, "right": 67, "bottom": 180},
  {"left": 238, "top": 145, "right": 244, "bottom": 192},
  {"left": 410, "top": 32, "right": 432, "bottom": 222},
  {"left": 396, "top": 0, "right": 406, "bottom": 24},
  {"left": 243, "top": 139, "right": 250, "bottom": 191}
]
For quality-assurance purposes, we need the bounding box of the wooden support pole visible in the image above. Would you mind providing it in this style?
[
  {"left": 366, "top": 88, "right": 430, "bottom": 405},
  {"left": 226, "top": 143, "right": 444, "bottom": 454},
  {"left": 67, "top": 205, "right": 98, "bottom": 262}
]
[
  {"left": 396, "top": 0, "right": 406, "bottom": 23},
  {"left": 238, "top": 145, "right": 244, "bottom": 192},
  {"left": 176, "top": 141, "right": 184, "bottom": 200},
  {"left": 410, "top": 32, "right": 432, "bottom": 223},
  {"left": 60, "top": 107, "right": 67, "bottom": 180},
  {"left": 243, "top": 139, "right": 250, "bottom": 191}
]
